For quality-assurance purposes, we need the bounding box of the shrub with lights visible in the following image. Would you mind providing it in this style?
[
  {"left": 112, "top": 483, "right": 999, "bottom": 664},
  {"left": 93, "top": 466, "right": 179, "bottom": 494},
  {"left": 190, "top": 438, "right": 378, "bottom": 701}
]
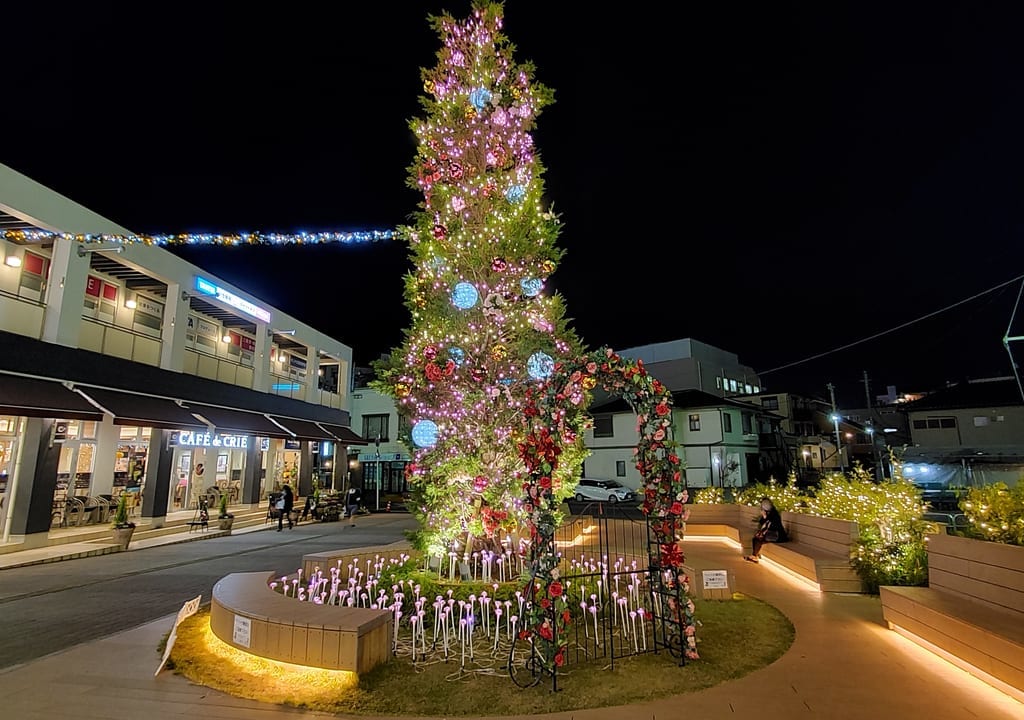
[
  {"left": 732, "top": 475, "right": 805, "bottom": 512},
  {"left": 807, "top": 463, "right": 931, "bottom": 592},
  {"left": 959, "top": 482, "right": 1024, "bottom": 546}
]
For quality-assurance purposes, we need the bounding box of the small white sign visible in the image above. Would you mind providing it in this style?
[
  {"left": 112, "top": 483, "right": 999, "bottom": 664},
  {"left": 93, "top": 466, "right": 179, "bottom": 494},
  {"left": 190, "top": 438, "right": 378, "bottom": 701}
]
[
  {"left": 155, "top": 594, "right": 202, "bottom": 677},
  {"left": 702, "top": 570, "right": 730, "bottom": 590},
  {"left": 233, "top": 615, "right": 252, "bottom": 648}
]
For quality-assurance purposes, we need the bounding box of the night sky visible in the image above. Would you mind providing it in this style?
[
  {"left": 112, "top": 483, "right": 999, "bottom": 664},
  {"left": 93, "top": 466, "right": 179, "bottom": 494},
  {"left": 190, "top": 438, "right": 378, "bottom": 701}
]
[{"left": 5, "top": 2, "right": 1024, "bottom": 408}]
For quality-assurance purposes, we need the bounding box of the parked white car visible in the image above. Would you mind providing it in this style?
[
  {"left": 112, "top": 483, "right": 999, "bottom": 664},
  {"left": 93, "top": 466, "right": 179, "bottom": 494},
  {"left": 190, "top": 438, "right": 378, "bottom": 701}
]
[{"left": 572, "top": 478, "right": 636, "bottom": 503}]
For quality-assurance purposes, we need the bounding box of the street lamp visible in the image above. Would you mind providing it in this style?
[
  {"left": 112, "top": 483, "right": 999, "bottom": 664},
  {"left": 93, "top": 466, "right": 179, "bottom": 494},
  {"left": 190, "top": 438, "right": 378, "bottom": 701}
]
[
  {"left": 830, "top": 413, "right": 845, "bottom": 473},
  {"left": 866, "top": 424, "right": 880, "bottom": 482},
  {"left": 374, "top": 435, "right": 381, "bottom": 512}
]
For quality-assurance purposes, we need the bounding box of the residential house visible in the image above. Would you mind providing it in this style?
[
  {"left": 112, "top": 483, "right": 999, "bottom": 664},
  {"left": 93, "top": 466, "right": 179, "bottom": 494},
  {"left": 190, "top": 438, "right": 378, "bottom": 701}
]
[{"left": 585, "top": 389, "right": 782, "bottom": 490}]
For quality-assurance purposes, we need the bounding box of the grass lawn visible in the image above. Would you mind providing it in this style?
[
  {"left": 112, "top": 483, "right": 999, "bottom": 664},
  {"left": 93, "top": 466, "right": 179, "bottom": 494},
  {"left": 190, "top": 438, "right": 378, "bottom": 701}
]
[{"left": 167, "top": 592, "right": 794, "bottom": 716}]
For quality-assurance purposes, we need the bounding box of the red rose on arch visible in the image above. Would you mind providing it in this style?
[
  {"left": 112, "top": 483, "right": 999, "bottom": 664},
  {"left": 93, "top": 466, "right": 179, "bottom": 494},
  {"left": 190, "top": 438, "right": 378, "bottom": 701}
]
[
  {"left": 660, "top": 542, "right": 684, "bottom": 568},
  {"left": 538, "top": 621, "right": 554, "bottom": 641},
  {"left": 655, "top": 402, "right": 670, "bottom": 417},
  {"left": 548, "top": 581, "right": 563, "bottom": 598}
]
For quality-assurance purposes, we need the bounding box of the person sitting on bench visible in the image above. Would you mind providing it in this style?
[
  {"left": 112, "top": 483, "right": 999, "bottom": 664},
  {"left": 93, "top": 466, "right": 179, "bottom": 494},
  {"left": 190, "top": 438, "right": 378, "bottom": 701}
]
[{"left": 745, "top": 497, "right": 788, "bottom": 563}]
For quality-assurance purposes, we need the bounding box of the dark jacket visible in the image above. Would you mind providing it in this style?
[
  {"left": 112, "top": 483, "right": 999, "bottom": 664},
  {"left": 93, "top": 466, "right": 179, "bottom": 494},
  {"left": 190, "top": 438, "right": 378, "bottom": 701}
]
[
  {"left": 281, "top": 485, "right": 294, "bottom": 512},
  {"left": 757, "top": 506, "right": 788, "bottom": 542},
  {"left": 347, "top": 486, "right": 362, "bottom": 507}
]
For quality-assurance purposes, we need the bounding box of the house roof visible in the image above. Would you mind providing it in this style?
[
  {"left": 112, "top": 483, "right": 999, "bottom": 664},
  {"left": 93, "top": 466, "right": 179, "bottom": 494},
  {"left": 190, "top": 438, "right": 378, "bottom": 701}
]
[
  {"left": 902, "top": 377, "right": 1024, "bottom": 412},
  {"left": 590, "top": 388, "right": 778, "bottom": 415}
]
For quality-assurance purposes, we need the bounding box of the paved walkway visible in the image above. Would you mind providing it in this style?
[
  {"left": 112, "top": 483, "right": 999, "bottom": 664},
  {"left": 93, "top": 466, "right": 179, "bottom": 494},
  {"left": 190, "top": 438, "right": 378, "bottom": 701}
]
[{"left": 0, "top": 531, "right": 1020, "bottom": 719}]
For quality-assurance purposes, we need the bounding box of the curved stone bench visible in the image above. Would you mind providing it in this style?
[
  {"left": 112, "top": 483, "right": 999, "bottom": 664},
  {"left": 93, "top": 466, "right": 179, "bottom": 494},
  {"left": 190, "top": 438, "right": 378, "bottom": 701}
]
[{"left": 210, "top": 571, "right": 393, "bottom": 674}]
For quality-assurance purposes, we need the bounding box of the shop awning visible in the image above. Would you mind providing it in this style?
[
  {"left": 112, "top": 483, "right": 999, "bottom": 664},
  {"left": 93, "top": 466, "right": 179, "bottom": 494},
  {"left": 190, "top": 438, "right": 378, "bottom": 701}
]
[
  {"left": 319, "top": 422, "right": 369, "bottom": 445},
  {"left": 74, "top": 387, "right": 208, "bottom": 430},
  {"left": 186, "top": 403, "right": 290, "bottom": 438},
  {"left": 268, "top": 415, "right": 338, "bottom": 441},
  {"left": 0, "top": 374, "right": 104, "bottom": 421}
]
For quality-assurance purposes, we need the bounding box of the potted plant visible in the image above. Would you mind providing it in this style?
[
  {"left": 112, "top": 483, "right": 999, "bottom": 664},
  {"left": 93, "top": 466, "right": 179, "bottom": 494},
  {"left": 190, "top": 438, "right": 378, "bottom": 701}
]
[
  {"left": 218, "top": 493, "right": 234, "bottom": 532},
  {"left": 111, "top": 492, "right": 135, "bottom": 550}
]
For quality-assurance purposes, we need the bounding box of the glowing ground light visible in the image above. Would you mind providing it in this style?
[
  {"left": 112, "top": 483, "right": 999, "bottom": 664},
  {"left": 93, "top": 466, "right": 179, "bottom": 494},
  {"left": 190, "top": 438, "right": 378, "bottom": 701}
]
[
  {"left": 411, "top": 420, "right": 439, "bottom": 448},
  {"left": 451, "top": 282, "right": 479, "bottom": 309},
  {"left": 527, "top": 351, "right": 555, "bottom": 380}
]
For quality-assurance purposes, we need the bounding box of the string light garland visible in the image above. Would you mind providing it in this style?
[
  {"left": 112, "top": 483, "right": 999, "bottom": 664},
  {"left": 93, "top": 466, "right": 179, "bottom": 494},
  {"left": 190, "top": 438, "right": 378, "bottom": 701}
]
[{"left": 1, "top": 228, "right": 396, "bottom": 247}]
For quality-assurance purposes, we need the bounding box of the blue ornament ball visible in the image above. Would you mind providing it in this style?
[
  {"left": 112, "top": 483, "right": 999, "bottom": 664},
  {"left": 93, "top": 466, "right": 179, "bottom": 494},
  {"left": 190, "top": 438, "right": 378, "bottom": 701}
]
[
  {"left": 451, "top": 282, "right": 479, "bottom": 309},
  {"left": 527, "top": 351, "right": 555, "bottom": 380},
  {"left": 448, "top": 347, "right": 465, "bottom": 366},
  {"left": 520, "top": 278, "right": 543, "bottom": 297},
  {"left": 469, "top": 87, "right": 493, "bottom": 110},
  {"left": 505, "top": 184, "right": 526, "bottom": 204},
  {"left": 411, "top": 420, "right": 439, "bottom": 448}
]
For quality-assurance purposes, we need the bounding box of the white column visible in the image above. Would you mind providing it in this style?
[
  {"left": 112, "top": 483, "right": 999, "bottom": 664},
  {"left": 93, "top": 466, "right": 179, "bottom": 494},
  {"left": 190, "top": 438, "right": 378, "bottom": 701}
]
[
  {"left": 160, "top": 282, "right": 190, "bottom": 371},
  {"left": 305, "top": 346, "right": 321, "bottom": 404},
  {"left": 89, "top": 418, "right": 118, "bottom": 495},
  {"left": 253, "top": 324, "right": 271, "bottom": 393},
  {"left": 40, "top": 237, "right": 90, "bottom": 346}
]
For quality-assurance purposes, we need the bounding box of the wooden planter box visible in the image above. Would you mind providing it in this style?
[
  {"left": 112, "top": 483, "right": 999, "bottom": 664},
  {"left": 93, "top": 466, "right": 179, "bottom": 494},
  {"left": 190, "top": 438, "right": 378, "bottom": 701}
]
[{"left": 880, "top": 534, "right": 1024, "bottom": 699}]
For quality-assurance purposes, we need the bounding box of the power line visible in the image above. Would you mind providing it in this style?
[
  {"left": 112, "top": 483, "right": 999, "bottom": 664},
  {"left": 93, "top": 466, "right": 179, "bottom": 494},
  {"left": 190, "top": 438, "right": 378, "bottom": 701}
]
[{"left": 757, "top": 272, "right": 1024, "bottom": 377}]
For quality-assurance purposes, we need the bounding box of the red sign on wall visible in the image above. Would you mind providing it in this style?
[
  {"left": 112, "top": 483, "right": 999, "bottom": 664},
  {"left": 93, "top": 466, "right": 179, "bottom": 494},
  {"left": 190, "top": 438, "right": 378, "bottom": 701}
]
[{"left": 86, "top": 275, "right": 102, "bottom": 297}]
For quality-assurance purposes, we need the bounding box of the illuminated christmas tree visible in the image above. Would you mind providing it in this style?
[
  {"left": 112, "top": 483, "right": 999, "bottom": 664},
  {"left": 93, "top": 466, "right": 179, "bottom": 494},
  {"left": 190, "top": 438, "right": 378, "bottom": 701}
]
[{"left": 373, "top": 1, "right": 588, "bottom": 558}]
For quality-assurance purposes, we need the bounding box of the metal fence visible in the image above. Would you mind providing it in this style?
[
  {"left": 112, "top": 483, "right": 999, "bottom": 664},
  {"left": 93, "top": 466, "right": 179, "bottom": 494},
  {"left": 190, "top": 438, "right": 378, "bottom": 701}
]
[{"left": 549, "top": 504, "right": 685, "bottom": 673}]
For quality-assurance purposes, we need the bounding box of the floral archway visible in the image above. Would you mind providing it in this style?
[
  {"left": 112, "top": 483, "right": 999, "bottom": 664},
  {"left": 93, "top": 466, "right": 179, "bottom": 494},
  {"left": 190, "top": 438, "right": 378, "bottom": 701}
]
[{"left": 516, "top": 347, "right": 697, "bottom": 673}]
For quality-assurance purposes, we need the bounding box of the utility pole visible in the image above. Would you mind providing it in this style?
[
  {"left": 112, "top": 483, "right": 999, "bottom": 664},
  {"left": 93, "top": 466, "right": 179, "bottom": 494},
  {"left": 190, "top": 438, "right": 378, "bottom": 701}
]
[
  {"left": 863, "top": 370, "right": 882, "bottom": 481},
  {"left": 827, "top": 382, "right": 844, "bottom": 473}
]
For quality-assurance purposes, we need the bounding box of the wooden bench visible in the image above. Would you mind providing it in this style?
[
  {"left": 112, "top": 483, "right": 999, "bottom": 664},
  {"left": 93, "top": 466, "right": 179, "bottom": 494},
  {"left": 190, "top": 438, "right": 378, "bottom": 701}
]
[
  {"left": 880, "top": 533, "right": 1024, "bottom": 700},
  {"left": 760, "top": 512, "right": 864, "bottom": 593},
  {"left": 682, "top": 504, "right": 865, "bottom": 593}
]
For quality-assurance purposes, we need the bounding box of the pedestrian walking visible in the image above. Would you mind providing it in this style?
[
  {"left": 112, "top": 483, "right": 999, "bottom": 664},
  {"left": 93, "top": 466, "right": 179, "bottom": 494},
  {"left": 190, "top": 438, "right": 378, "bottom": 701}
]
[
  {"left": 346, "top": 485, "right": 362, "bottom": 527},
  {"left": 277, "top": 484, "right": 294, "bottom": 531}
]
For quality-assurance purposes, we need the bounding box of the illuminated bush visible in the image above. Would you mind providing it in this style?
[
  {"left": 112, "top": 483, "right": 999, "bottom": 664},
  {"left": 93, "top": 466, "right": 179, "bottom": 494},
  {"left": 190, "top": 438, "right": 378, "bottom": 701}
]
[
  {"left": 960, "top": 483, "right": 1024, "bottom": 546},
  {"left": 692, "top": 487, "right": 725, "bottom": 504},
  {"left": 732, "top": 475, "right": 805, "bottom": 512}
]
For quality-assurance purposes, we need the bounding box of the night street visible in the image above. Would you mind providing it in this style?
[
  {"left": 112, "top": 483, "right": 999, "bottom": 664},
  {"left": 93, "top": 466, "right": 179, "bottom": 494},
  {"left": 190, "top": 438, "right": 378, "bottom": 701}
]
[{"left": 0, "top": 514, "right": 417, "bottom": 670}]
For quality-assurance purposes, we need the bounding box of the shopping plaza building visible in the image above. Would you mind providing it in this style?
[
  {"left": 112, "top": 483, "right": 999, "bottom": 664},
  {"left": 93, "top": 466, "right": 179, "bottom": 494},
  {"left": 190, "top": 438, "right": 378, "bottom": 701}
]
[{"left": 0, "top": 163, "right": 368, "bottom": 548}]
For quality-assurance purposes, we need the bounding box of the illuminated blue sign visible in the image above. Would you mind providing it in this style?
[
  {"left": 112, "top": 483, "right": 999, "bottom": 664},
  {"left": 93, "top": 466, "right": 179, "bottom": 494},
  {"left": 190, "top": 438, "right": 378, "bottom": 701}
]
[{"left": 194, "top": 277, "right": 272, "bottom": 323}]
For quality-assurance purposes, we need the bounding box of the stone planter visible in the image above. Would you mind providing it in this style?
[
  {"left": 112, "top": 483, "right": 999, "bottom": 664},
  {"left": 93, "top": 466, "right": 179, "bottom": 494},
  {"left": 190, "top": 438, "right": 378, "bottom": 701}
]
[
  {"left": 112, "top": 526, "right": 135, "bottom": 551},
  {"left": 218, "top": 517, "right": 234, "bottom": 533}
]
